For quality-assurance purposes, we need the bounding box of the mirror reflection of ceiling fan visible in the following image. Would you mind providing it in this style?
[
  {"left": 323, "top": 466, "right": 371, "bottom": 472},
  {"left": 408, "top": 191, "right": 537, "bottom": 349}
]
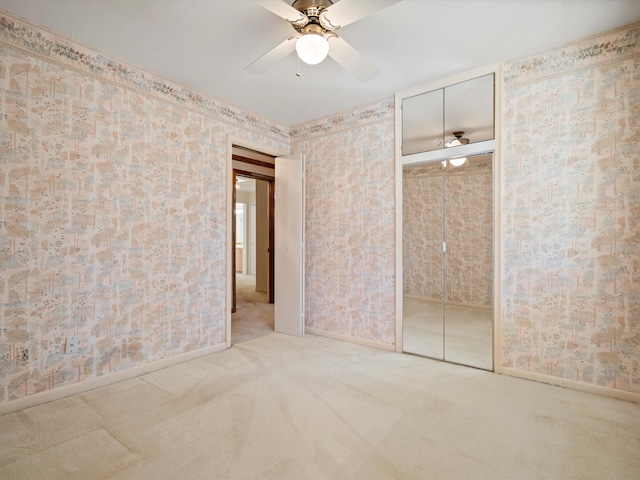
[
  {"left": 445, "top": 131, "right": 469, "bottom": 166},
  {"left": 445, "top": 131, "right": 470, "bottom": 148},
  {"left": 246, "top": 0, "right": 401, "bottom": 82}
]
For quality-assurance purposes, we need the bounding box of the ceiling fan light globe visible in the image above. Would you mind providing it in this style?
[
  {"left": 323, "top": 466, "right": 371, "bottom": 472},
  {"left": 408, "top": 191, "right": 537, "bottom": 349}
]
[{"left": 296, "top": 33, "right": 329, "bottom": 65}]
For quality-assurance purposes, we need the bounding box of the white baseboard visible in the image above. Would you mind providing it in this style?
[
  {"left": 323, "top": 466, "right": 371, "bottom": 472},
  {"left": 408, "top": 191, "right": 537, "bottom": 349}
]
[
  {"left": 0, "top": 342, "right": 228, "bottom": 417},
  {"left": 306, "top": 327, "right": 396, "bottom": 352},
  {"left": 501, "top": 367, "right": 640, "bottom": 404}
]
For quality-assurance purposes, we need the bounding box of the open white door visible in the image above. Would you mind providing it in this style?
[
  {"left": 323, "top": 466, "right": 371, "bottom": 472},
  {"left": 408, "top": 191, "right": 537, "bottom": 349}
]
[{"left": 274, "top": 154, "right": 305, "bottom": 336}]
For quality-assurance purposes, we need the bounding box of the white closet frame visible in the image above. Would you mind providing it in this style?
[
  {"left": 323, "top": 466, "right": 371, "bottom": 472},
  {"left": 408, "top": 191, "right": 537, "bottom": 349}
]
[{"left": 393, "top": 63, "right": 503, "bottom": 375}]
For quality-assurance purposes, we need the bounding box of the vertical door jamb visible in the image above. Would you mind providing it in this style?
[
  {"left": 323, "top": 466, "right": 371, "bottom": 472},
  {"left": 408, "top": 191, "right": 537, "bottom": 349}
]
[
  {"left": 269, "top": 180, "right": 275, "bottom": 304},
  {"left": 232, "top": 171, "right": 237, "bottom": 313}
]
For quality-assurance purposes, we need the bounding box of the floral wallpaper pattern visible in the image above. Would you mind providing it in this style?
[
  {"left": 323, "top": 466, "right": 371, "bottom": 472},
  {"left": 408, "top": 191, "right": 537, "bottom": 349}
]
[
  {"left": 403, "top": 164, "right": 444, "bottom": 302},
  {"left": 290, "top": 100, "right": 393, "bottom": 140},
  {"left": 404, "top": 157, "right": 492, "bottom": 307},
  {"left": 0, "top": 15, "right": 289, "bottom": 143},
  {"left": 0, "top": 12, "right": 288, "bottom": 403},
  {"left": 292, "top": 101, "right": 396, "bottom": 346},
  {"left": 1, "top": 8, "right": 638, "bottom": 407},
  {"left": 502, "top": 22, "right": 640, "bottom": 393}
]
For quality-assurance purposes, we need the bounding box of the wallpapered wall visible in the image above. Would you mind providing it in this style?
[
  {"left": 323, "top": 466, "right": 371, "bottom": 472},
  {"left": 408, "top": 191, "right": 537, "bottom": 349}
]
[
  {"left": 403, "top": 157, "right": 493, "bottom": 307},
  {"left": 291, "top": 104, "right": 396, "bottom": 346},
  {"left": 502, "top": 22, "right": 640, "bottom": 394},
  {"left": 0, "top": 13, "right": 289, "bottom": 403},
  {"left": 1, "top": 9, "right": 638, "bottom": 406}
]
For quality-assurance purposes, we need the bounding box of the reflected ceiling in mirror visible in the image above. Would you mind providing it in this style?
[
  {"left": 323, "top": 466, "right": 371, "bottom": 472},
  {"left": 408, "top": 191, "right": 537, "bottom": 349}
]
[
  {"left": 402, "top": 89, "right": 443, "bottom": 156},
  {"left": 402, "top": 73, "right": 494, "bottom": 157},
  {"left": 444, "top": 74, "right": 494, "bottom": 146}
]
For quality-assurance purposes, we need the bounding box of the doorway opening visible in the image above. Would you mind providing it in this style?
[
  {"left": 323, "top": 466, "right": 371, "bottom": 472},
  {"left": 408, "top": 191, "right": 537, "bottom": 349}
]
[{"left": 231, "top": 146, "right": 275, "bottom": 345}]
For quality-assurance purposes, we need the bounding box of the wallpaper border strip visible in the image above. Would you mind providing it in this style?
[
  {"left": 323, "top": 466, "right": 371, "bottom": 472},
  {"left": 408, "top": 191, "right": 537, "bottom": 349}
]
[
  {"left": 0, "top": 11, "right": 290, "bottom": 143},
  {"left": 291, "top": 97, "right": 394, "bottom": 140},
  {"left": 503, "top": 21, "right": 640, "bottom": 85}
]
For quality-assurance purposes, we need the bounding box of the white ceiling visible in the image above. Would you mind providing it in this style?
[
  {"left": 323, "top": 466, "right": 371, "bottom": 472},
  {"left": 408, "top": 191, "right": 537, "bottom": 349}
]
[{"left": 2, "top": 0, "right": 640, "bottom": 126}]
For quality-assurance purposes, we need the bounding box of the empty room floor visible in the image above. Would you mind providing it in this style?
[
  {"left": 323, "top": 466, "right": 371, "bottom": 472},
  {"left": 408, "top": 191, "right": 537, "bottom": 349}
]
[
  {"left": 1, "top": 333, "right": 639, "bottom": 479},
  {"left": 231, "top": 273, "right": 274, "bottom": 345},
  {"left": 403, "top": 296, "right": 493, "bottom": 369}
]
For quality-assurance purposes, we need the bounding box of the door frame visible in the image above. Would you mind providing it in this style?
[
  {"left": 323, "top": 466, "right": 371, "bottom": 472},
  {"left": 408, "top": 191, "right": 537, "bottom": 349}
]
[
  {"left": 226, "top": 136, "right": 287, "bottom": 348},
  {"left": 393, "top": 64, "right": 503, "bottom": 373}
]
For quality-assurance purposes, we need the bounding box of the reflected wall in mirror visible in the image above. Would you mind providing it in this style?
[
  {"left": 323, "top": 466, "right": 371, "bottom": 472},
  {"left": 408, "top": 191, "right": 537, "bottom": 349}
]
[
  {"left": 401, "top": 73, "right": 495, "bottom": 157},
  {"left": 443, "top": 155, "right": 493, "bottom": 370},
  {"left": 402, "top": 162, "right": 444, "bottom": 358},
  {"left": 402, "top": 153, "right": 493, "bottom": 370}
]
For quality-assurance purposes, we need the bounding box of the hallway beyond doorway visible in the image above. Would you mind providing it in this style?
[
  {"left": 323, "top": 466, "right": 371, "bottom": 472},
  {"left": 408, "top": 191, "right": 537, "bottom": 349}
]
[{"left": 231, "top": 274, "right": 273, "bottom": 345}]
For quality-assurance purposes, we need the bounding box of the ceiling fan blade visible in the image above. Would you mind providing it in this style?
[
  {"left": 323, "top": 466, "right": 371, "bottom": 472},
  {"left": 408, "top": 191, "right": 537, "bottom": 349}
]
[
  {"left": 256, "top": 0, "right": 308, "bottom": 24},
  {"left": 322, "top": 0, "right": 401, "bottom": 29},
  {"left": 245, "top": 36, "right": 298, "bottom": 74},
  {"left": 327, "top": 36, "right": 378, "bottom": 82}
]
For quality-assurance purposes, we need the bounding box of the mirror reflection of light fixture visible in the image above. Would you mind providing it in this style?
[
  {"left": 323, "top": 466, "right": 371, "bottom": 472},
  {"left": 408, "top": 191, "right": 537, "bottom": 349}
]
[
  {"left": 296, "top": 32, "right": 329, "bottom": 65},
  {"left": 449, "top": 157, "right": 467, "bottom": 167}
]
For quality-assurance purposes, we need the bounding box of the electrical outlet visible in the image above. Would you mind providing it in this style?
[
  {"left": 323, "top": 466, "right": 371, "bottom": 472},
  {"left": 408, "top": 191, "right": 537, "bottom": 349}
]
[
  {"left": 20, "top": 348, "right": 29, "bottom": 363},
  {"left": 65, "top": 336, "right": 79, "bottom": 354}
]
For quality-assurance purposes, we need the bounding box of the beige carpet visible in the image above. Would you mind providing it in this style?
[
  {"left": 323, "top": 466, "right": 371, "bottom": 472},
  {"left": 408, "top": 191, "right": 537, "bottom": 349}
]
[
  {"left": 231, "top": 274, "right": 273, "bottom": 345},
  {"left": 1, "top": 332, "right": 639, "bottom": 479}
]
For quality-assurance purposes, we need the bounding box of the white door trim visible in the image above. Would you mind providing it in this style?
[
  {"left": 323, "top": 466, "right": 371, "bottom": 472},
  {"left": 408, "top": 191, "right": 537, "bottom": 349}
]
[{"left": 226, "top": 136, "right": 288, "bottom": 348}]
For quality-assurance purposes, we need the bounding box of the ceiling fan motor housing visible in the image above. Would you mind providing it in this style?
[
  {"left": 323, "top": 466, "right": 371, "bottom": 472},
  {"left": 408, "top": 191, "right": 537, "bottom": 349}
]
[
  {"left": 302, "top": 24, "right": 324, "bottom": 36},
  {"left": 291, "top": 0, "right": 339, "bottom": 33},
  {"left": 292, "top": 0, "right": 334, "bottom": 13}
]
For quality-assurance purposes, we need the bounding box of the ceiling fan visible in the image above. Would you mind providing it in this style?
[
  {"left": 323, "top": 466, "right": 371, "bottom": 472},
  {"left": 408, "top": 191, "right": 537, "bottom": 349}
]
[{"left": 246, "top": 0, "right": 401, "bottom": 82}]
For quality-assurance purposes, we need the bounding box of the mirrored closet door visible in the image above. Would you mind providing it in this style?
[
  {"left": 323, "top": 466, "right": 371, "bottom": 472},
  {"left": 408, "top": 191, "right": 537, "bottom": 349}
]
[{"left": 402, "top": 153, "right": 493, "bottom": 370}]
